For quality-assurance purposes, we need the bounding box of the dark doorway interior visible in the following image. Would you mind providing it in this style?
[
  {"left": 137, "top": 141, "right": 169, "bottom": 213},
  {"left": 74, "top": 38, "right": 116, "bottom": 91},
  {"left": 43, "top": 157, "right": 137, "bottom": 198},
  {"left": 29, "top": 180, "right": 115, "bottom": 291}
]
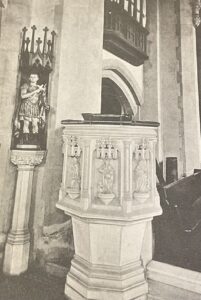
[{"left": 101, "top": 78, "right": 133, "bottom": 115}]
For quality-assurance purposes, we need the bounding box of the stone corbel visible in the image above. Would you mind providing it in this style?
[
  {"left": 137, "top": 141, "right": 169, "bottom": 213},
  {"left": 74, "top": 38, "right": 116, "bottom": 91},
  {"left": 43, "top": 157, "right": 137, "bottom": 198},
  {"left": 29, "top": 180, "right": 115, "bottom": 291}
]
[{"left": 192, "top": 0, "right": 201, "bottom": 27}]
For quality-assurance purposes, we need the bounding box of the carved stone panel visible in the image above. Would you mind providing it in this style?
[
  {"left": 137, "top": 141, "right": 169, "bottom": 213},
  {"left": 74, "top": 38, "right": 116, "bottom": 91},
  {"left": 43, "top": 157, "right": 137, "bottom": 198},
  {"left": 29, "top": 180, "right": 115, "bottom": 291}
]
[
  {"left": 92, "top": 139, "right": 120, "bottom": 206},
  {"left": 65, "top": 136, "right": 82, "bottom": 201},
  {"left": 57, "top": 122, "right": 161, "bottom": 220},
  {"left": 133, "top": 139, "right": 151, "bottom": 204}
]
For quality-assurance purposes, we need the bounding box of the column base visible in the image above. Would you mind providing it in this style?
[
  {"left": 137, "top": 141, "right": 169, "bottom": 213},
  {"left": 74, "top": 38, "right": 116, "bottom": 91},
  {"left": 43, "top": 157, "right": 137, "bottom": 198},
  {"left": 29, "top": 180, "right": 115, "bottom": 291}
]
[
  {"left": 3, "top": 230, "right": 30, "bottom": 275},
  {"left": 0, "top": 233, "right": 6, "bottom": 266},
  {"left": 65, "top": 256, "right": 148, "bottom": 300}
]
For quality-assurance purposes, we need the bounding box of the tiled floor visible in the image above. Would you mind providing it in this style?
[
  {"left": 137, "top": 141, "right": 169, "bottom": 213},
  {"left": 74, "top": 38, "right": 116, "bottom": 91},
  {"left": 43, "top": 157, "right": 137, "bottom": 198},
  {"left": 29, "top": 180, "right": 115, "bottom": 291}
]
[{"left": 0, "top": 268, "right": 69, "bottom": 300}]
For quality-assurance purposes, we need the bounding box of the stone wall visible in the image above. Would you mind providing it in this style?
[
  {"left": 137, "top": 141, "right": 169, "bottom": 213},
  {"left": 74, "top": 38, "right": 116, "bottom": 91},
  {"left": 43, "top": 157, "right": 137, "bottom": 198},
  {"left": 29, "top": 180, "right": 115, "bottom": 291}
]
[
  {"left": 142, "top": 0, "right": 201, "bottom": 178},
  {"left": 160, "top": 0, "right": 182, "bottom": 175},
  {"left": 0, "top": 0, "right": 104, "bottom": 271},
  {"left": 30, "top": 0, "right": 105, "bottom": 268}
]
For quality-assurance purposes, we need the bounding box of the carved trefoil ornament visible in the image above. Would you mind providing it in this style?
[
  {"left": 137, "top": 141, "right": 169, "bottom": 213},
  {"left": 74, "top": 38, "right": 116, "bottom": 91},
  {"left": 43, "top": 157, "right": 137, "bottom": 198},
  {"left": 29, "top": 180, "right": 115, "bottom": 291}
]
[
  {"left": 66, "top": 136, "right": 81, "bottom": 200},
  {"left": 96, "top": 138, "right": 118, "bottom": 160},
  {"left": 133, "top": 139, "right": 150, "bottom": 203},
  {"left": 96, "top": 139, "right": 118, "bottom": 205},
  {"left": 12, "top": 26, "right": 56, "bottom": 150},
  {"left": 68, "top": 136, "right": 81, "bottom": 157},
  {"left": 192, "top": 0, "right": 201, "bottom": 27}
]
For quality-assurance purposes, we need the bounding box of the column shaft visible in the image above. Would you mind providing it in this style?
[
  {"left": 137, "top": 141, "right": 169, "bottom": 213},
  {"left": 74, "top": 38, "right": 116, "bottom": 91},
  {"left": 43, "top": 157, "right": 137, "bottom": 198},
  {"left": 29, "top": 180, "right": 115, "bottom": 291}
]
[{"left": 3, "top": 150, "right": 45, "bottom": 275}]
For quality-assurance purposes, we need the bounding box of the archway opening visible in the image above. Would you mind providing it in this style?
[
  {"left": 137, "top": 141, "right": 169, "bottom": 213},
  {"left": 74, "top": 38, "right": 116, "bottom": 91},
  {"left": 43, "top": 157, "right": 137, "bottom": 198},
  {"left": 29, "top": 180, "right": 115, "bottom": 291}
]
[{"left": 101, "top": 78, "right": 134, "bottom": 115}]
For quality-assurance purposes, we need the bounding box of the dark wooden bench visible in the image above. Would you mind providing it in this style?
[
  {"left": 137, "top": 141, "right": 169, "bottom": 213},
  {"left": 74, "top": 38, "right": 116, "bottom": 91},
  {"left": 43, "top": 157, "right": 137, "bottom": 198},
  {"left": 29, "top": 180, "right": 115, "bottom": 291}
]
[
  {"left": 163, "top": 171, "right": 201, "bottom": 233},
  {"left": 154, "top": 165, "right": 201, "bottom": 271}
]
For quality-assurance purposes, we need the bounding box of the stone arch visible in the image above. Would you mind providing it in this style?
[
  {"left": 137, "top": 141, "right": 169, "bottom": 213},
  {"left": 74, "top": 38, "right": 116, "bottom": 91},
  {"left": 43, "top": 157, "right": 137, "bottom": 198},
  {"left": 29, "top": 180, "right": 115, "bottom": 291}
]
[
  {"left": 102, "top": 70, "right": 138, "bottom": 115},
  {"left": 102, "top": 59, "right": 143, "bottom": 115}
]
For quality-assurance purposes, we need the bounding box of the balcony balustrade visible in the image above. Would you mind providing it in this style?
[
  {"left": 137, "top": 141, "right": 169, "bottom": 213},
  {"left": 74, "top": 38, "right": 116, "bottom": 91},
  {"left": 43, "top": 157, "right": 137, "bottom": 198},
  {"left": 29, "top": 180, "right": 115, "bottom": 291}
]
[{"left": 104, "top": 0, "right": 148, "bottom": 66}]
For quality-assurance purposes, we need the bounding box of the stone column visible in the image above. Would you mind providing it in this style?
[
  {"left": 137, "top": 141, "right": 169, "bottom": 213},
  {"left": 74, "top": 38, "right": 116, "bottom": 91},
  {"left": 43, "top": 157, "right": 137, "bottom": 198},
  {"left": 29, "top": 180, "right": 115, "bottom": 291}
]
[
  {"left": 142, "top": 0, "right": 163, "bottom": 162},
  {"left": 3, "top": 150, "right": 45, "bottom": 275}
]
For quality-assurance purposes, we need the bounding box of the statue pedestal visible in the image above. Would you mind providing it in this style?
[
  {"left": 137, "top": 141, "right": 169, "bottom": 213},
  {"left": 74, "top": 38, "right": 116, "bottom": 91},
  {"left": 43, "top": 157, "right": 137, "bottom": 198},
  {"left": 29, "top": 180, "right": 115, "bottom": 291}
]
[
  {"left": 57, "top": 121, "right": 162, "bottom": 300},
  {"left": 3, "top": 150, "right": 45, "bottom": 275}
]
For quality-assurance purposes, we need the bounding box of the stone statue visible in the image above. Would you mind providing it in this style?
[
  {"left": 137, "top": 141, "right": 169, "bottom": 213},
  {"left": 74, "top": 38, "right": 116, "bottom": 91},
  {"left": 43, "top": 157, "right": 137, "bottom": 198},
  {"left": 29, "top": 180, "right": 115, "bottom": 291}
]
[
  {"left": 70, "top": 157, "right": 81, "bottom": 191},
  {"left": 66, "top": 157, "right": 81, "bottom": 200},
  {"left": 14, "top": 73, "right": 49, "bottom": 145},
  {"left": 97, "top": 159, "right": 115, "bottom": 205},
  {"left": 98, "top": 160, "right": 114, "bottom": 194},
  {"left": 134, "top": 159, "right": 149, "bottom": 193}
]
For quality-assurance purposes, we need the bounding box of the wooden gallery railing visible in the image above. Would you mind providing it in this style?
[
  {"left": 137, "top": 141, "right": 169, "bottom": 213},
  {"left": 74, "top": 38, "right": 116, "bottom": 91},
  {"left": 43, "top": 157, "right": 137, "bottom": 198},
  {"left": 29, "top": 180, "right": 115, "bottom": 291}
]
[{"left": 104, "top": 0, "right": 148, "bottom": 66}]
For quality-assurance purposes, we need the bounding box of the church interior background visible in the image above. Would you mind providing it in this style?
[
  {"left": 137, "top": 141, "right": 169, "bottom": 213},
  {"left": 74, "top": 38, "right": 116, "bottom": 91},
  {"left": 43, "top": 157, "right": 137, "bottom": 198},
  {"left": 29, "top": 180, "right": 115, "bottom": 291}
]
[{"left": 1, "top": 0, "right": 201, "bottom": 299}]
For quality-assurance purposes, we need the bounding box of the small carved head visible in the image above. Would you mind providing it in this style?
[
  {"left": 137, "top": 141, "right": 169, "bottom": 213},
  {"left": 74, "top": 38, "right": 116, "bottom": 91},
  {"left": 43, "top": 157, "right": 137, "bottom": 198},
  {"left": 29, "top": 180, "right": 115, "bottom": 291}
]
[{"left": 29, "top": 73, "right": 39, "bottom": 84}]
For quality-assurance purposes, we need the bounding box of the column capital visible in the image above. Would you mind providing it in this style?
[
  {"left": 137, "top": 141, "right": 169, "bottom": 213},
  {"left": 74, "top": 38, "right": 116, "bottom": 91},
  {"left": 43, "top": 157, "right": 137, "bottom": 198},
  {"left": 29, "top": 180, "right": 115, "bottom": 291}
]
[
  {"left": 11, "top": 150, "right": 46, "bottom": 167},
  {"left": 192, "top": 0, "right": 201, "bottom": 27}
]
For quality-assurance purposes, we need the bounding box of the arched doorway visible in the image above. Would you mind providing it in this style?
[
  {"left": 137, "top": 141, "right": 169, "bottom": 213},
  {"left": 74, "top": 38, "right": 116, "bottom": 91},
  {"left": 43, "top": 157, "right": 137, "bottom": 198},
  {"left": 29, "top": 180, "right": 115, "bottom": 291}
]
[
  {"left": 102, "top": 59, "right": 143, "bottom": 118},
  {"left": 101, "top": 78, "right": 133, "bottom": 115}
]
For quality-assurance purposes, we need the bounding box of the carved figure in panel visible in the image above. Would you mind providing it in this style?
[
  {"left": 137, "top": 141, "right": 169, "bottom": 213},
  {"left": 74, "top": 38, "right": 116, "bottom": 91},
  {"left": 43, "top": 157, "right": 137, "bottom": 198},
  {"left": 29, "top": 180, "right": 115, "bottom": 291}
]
[
  {"left": 134, "top": 159, "right": 149, "bottom": 193},
  {"left": 133, "top": 141, "right": 150, "bottom": 203},
  {"left": 70, "top": 157, "right": 81, "bottom": 190},
  {"left": 96, "top": 139, "right": 118, "bottom": 205},
  {"left": 98, "top": 160, "right": 115, "bottom": 195},
  {"left": 66, "top": 136, "right": 81, "bottom": 200}
]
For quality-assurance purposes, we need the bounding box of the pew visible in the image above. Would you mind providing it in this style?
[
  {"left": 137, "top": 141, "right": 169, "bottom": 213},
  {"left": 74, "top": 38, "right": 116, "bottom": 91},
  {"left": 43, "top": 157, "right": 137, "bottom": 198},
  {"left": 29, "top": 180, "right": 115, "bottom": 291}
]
[{"left": 153, "top": 166, "right": 201, "bottom": 271}]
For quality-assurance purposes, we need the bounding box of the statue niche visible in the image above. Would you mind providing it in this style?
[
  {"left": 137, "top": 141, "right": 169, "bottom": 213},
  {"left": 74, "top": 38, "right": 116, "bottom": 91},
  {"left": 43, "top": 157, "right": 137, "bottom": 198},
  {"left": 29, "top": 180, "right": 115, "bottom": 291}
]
[{"left": 12, "top": 26, "right": 56, "bottom": 150}]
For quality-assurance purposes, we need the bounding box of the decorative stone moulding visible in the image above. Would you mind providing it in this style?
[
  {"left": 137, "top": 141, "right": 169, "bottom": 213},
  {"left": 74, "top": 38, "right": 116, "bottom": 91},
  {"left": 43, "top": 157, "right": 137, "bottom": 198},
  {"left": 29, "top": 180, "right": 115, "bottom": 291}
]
[
  {"left": 57, "top": 119, "right": 162, "bottom": 300},
  {"left": 11, "top": 149, "right": 45, "bottom": 166}
]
